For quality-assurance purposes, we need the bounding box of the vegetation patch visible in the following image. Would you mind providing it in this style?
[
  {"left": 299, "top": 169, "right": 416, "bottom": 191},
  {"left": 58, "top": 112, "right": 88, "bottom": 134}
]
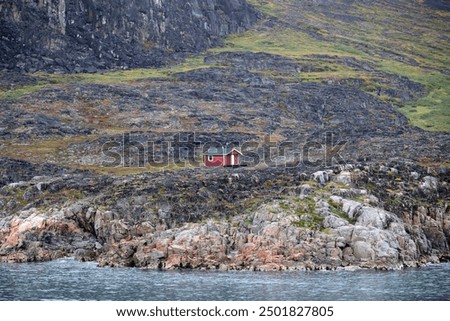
[
  {"left": 293, "top": 212, "right": 324, "bottom": 230},
  {"left": 378, "top": 63, "right": 450, "bottom": 132},
  {"left": 0, "top": 57, "right": 212, "bottom": 101},
  {"left": 327, "top": 198, "right": 356, "bottom": 224},
  {"left": 291, "top": 197, "right": 324, "bottom": 230},
  {"left": 217, "top": 0, "right": 450, "bottom": 132}
]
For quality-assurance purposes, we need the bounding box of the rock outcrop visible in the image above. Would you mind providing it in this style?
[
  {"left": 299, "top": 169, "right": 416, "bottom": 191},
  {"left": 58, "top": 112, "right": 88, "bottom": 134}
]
[
  {"left": 0, "top": 0, "right": 259, "bottom": 72},
  {"left": 0, "top": 159, "right": 448, "bottom": 270},
  {"left": 0, "top": 207, "right": 97, "bottom": 263}
]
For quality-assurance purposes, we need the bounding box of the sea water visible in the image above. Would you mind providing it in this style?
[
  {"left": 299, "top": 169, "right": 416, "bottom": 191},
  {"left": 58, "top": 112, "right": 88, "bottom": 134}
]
[{"left": 1, "top": 258, "right": 449, "bottom": 301}]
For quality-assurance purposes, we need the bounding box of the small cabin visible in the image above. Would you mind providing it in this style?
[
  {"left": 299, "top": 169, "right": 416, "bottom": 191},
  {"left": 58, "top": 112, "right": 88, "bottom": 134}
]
[{"left": 203, "top": 147, "right": 242, "bottom": 167}]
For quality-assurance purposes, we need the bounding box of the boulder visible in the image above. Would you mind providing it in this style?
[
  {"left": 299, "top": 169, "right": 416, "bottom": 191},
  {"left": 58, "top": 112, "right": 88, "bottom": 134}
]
[
  {"left": 323, "top": 215, "right": 349, "bottom": 229},
  {"left": 355, "top": 206, "right": 398, "bottom": 229},
  {"left": 341, "top": 199, "right": 363, "bottom": 219},
  {"left": 421, "top": 176, "right": 438, "bottom": 191},
  {"left": 311, "top": 170, "right": 333, "bottom": 184},
  {"left": 352, "top": 241, "right": 374, "bottom": 260},
  {"left": 332, "top": 171, "right": 352, "bottom": 185}
]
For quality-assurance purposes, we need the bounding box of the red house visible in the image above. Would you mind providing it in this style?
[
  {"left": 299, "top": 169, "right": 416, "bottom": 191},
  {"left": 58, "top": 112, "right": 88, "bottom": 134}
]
[{"left": 203, "top": 147, "right": 242, "bottom": 167}]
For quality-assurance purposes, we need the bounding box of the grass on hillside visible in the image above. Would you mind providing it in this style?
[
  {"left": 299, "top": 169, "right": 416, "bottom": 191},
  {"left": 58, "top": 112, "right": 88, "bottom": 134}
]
[
  {"left": 0, "top": 83, "right": 50, "bottom": 100},
  {"left": 40, "top": 56, "right": 208, "bottom": 84},
  {"left": 0, "top": 57, "right": 210, "bottom": 100},
  {"left": 379, "top": 62, "right": 450, "bottom": 132},
  {"left": 222, "top": 0, "right": 450, "bottom": 132},
  {"left": 213, "top": 27, "right": 369, "bottom": 59}
]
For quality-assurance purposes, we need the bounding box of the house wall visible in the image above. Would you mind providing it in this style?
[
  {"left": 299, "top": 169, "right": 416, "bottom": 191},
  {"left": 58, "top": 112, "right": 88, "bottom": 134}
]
[
  {"left": 204, "top": 155, "right": 225, "bottom": 167},
  {"left": 204, "top": 151, "right": 240, "bottom": 167},
  {"left": 224, "top": 152, "right": 240, "bottom": 166}
]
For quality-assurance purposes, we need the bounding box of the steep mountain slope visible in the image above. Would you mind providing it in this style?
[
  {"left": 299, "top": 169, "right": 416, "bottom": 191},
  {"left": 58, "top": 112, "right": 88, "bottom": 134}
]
[{"left": 0, "top": 0, "right": 259, "bottom": 72}]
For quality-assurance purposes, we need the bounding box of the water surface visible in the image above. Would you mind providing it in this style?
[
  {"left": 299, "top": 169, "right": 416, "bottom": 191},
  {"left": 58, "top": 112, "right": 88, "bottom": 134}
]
[{"left": 1, "top": 258, "right": 449, "bottom": 300}]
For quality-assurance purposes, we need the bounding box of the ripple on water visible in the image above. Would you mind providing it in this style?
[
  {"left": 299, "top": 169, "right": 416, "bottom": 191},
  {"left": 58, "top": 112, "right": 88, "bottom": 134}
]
[{"left": 0, "top": 259, "right": 449, "bottom": 300}]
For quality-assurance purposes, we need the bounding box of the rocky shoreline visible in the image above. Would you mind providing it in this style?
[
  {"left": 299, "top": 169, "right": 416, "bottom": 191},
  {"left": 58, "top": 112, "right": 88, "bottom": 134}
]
[{"left": 1, "top": 160, "right": 448, "bottom": 271}]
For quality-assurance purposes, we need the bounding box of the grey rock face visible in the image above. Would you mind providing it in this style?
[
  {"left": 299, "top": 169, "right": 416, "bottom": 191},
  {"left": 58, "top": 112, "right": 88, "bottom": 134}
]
[
  {"left": 323, "top": 215, "right": 348, "bottom": 229},
  {"left": 352, "top": 241, "right": 374, "bottom": 260},
  {"left": 421, "top": 176, "right": 438, "bottom": 191},
  {"left": 311, "top": 170, "right": 332, "bottom": 184},
  {"left": 355, "top": 206, "right": 399, "bottom": 230},
  {"left": 0, "top": 0, "right": 260, "bottom": 72}
]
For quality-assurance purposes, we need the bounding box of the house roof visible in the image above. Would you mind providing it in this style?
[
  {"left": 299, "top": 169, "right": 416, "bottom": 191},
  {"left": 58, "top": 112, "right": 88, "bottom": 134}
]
[{"left": 204, "top": 147, "right": 242, "bottom": 156}]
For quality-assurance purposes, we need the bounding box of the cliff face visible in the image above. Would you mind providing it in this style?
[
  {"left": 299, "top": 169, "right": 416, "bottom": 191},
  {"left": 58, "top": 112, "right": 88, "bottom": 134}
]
[{"left": 0, "top": 0, "right": 259, "bottom": 72}]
